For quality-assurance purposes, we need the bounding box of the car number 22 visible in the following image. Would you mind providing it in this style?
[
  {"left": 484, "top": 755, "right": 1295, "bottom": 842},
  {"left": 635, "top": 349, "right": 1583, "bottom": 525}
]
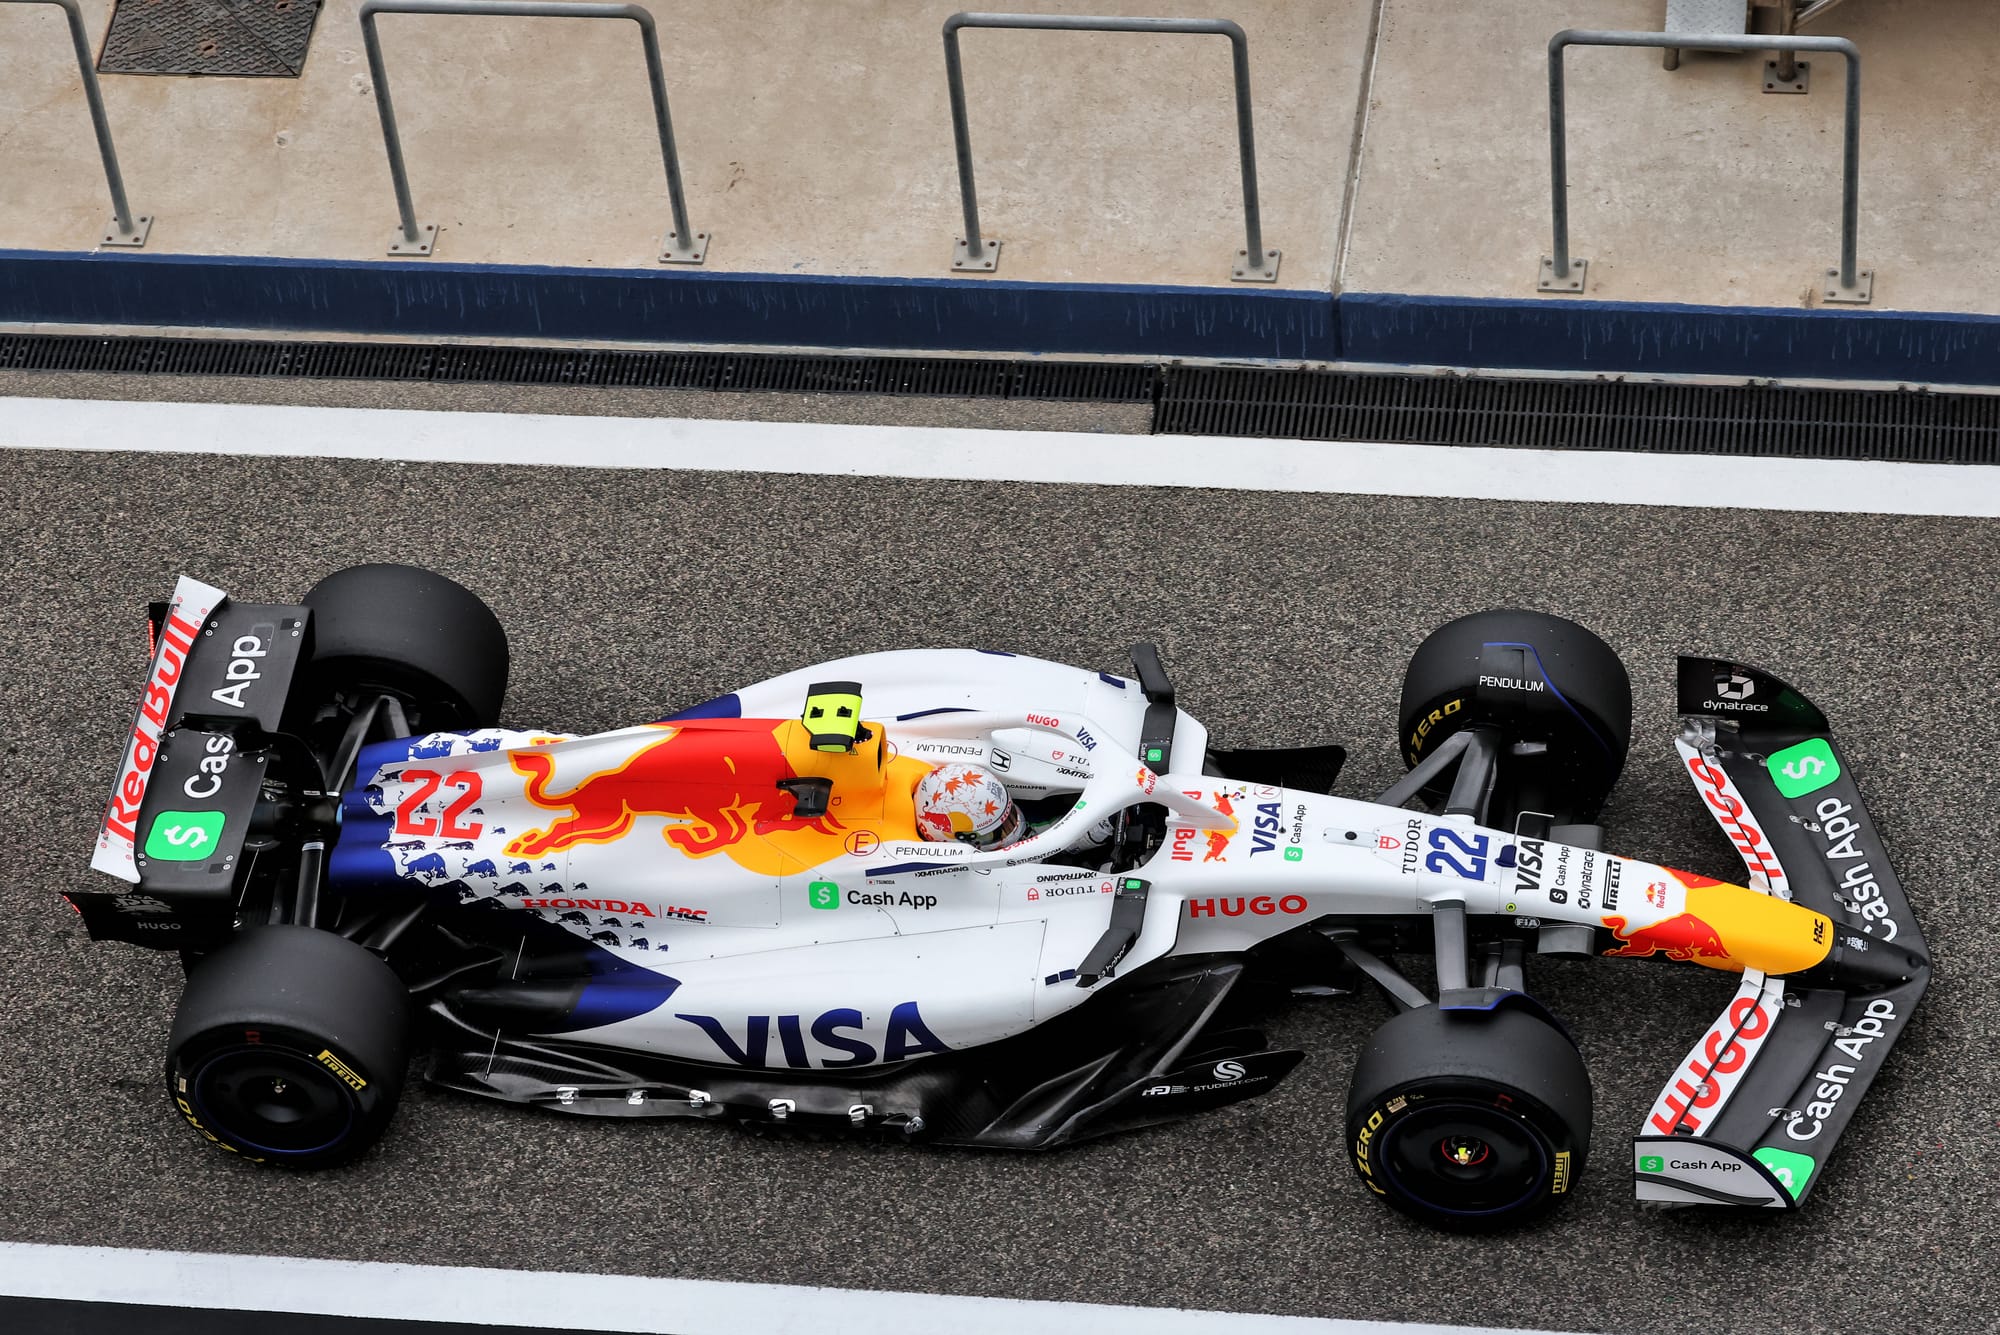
[{"left": 1424, "top": 828, "right": 1490, "bottom": 880}]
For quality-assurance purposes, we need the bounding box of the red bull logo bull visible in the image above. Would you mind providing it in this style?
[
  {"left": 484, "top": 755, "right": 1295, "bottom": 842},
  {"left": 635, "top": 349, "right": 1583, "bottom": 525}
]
[
  {"left": 1602, "top": 912, "right": 1732, "bottom": 966},
  {"left": 1203, "top": 792, "right": 1237, "bottom": 863},
  {"left": 507, "top": 721, "right": 841, "bottom": 862}
]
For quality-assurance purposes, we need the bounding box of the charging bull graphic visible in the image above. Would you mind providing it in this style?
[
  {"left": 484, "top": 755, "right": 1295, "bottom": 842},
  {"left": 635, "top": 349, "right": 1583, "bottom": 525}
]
[
  {"left": 1602, "top": 911, "right": 1731, "bottom": 965},
  {"left": 1604, "top": 873, "right": 1834, "bottom": 976},
  {"left": 507, "top": 721, "right": 844, "bottom": 861},
  {"left": 1203, "top": 792, "right": 1237, "bottom": 862}
]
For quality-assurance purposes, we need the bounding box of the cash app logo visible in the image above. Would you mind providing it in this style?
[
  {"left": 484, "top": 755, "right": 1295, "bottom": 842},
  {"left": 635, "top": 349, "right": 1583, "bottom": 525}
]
[
  {"left": 1753, "top": 1146, "right": 1817, "bottom": 1200},
  {"left": 808, "top": 881, "right": 841, "bottom": 911},
  {"left": 145, "top": 811, "right": 225, "bottom": 861},
  {"left": 1768, "top": 738, "right": 1840, "bottom": 799},
  {"left": 1638, "top": 1154, "right": 1664, "bottom": 1173}
]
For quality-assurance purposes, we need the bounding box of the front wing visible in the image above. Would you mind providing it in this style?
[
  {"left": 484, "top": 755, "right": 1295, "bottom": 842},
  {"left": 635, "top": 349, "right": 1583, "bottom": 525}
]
[{"left": 1632, "top": 657, "right": 1930, "bottom": 1208}]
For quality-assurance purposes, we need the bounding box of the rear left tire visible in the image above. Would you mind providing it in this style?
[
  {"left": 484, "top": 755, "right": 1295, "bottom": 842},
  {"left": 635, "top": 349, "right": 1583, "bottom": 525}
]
[{"left": 300, "top": 563, "right": 509, "bottom": 731}]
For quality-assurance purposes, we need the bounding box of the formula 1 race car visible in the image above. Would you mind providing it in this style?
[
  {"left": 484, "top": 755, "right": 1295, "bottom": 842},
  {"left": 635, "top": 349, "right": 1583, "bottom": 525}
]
[{"left": 80, "top": 565, "right": 1929, "bottom": 1230}]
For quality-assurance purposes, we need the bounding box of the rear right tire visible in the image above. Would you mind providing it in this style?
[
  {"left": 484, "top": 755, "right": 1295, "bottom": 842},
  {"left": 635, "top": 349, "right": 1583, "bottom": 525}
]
[{"left": 166, "top": 927, "right": 410, "bottom": 1169}]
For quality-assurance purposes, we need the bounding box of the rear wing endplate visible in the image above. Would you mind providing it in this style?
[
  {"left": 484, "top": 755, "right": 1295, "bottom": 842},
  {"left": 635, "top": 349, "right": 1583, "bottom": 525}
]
[{"left": 91, "top": 576, "right": 309, "bottom": 888}]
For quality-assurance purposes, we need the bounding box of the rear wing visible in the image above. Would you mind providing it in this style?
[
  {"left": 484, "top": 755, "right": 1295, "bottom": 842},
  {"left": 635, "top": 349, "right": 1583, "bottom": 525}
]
[
  {"left": 1631, "top": 657, "right": 1929, "bottom": 1208},
  {"left": 81, "top": 576, "right": 311, "bottom": 945}
]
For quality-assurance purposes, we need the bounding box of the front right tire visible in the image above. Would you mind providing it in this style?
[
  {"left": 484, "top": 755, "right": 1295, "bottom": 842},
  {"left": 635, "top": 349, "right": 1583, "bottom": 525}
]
[{"left": 1346, "top": 1003, "right": 1592, "bottom": 1230}]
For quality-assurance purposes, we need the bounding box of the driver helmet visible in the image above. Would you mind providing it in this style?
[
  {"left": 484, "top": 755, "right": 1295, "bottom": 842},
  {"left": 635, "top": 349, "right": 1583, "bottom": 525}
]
[{"left": 913, "top": 763, "right": 1026, "bottom": 850}]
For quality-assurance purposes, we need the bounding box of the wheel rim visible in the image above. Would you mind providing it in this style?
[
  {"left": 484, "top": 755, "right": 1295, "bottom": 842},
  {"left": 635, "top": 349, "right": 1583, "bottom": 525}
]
[
  {"left": 1378, "top": 1098, "right": 1552, "bottom": 1218},
  {"left": 187, "top": 1044, "right": 358, "bottom": 1158},
  {"left": 318, "top": 663, "right": 475, "bottom": 731}
]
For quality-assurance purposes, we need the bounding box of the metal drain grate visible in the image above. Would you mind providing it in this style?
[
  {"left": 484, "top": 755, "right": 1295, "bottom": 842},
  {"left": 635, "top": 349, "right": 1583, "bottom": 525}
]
[
  {"left": 0, "top": 334, "right": 1159, "bottom": 403},
  {"left": 8, "top": 331, "right": 2000, "bottom": 463},
  {"left": 98, "top": 0, "right": 323, "bottom": 78},
  {"left": 1157, "top": 367, "right": 2000, "bottom": 465}
]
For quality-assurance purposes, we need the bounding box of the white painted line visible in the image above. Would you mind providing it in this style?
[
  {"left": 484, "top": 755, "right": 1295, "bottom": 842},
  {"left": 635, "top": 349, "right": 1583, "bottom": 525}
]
[
  {"left": 0, "top": 1241, "right": 1585, "bottom": 1335},
  {"left": 4, "top": 393, "right": 1998, "bottom": 517}
]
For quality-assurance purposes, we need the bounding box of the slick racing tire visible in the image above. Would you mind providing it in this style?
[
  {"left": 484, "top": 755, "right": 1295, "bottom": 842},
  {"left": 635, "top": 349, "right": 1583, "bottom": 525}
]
[
  {"left": 1346, "top": 1003, "right": 1590, "bottom": 1231},
  {"left": 166, "top": 927, "right": 410, "bottom": 1169},
  {"left": 1398, "top": 609, "right": 1630, "bottom": 821},
  {"left": 301, "top": 563, "right": 509, "bottom": 730}
]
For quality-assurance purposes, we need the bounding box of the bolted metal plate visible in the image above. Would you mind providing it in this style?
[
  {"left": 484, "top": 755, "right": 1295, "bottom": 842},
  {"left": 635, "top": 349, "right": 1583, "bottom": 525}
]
[
  {"left": 952, "top": 236, "right": 1002, "bottom": 273},
  {"left": 1231, "top": 247, "right": 1281, "bottom": 283},
  {"left": 100, "top": 214, "right": 153, "bottom": 248},
  {"left": 1763, "top": 58, "right": 1810, "bottom": 94},
  {"left": 1822, "top": 267, "right": 1874, "bottom": 305},
  {"left": 386, "top": 222, "right": 439, "bottom": 257},
  {"left": 1537, "top": 255, "right": 1588, "bottom": 294},
  {"left": 659, "top": 229, "right": 709, "bottom": 266},
  {"left": 99, "top": 0, "right": 323, "bottom": 78}
]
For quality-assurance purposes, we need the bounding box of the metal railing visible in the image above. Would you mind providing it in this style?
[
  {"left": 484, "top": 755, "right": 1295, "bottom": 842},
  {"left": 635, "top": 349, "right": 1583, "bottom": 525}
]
[
  {"left": 2, "top": 0, "right": 150, "bottom": 247},
  {"left": 358, "top": 0, "right": 706, "bottom": 263},
  {"left": 942, "top": 12, "right": 1279, "bottom": 282},
  {"left": 1543, "top": 29, "right": 1869, "bottom": 303}
]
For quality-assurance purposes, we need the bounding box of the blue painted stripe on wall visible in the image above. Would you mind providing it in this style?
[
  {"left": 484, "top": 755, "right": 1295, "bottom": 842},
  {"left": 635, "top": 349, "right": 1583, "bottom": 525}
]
[
  {"left": 9, "top": 248, "right": 2000, "bottom": 382},
  {"left": 1338, "top": 292, "right": 2000, "bottom": 385},
  {"left": 0, "top": 250, "right": 1338, "bottom": 361}
]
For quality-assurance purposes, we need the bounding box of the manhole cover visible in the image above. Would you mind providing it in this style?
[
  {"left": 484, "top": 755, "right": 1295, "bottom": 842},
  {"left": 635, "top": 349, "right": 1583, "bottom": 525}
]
[{"left": 99, "top": 0, "right": 323, "bottom": 77}]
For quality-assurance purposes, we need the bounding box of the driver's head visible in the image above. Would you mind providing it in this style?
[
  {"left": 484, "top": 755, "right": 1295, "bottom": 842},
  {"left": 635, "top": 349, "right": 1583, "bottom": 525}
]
[{"left": 913, "top": 763, "right": 1026, "bottom": 851}]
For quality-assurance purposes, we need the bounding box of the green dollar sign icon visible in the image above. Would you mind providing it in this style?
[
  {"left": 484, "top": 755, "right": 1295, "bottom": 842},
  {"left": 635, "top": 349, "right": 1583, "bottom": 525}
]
[
  {"left": 145, "top": 810, "right": 225, "bottom": 861},
  {"left": 1753, "top": 1146, "right": 1817, "bottom": 1200},
  {"left": 1768, "top": 738, "right": 1840, "bottom": 799},
  {"left": 808, "top": 881, "right": 840, "bottom": 910}
]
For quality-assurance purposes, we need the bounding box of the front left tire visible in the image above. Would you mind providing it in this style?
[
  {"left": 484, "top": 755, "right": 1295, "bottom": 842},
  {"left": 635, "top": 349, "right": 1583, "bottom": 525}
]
[{"left": 1398, "top": 608, "right": 1631, "bottom": 822}]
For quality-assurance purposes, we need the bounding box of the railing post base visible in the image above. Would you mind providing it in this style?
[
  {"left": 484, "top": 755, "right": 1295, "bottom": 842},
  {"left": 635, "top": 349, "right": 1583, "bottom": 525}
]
[
  {"left": 100, "top": 214, "right": 152, "bottom": 248},
  {"left": 952, "top": 236, "right": 1001, "bottom": 273},
  {"left": 659, "top": 228, "right": 709, "bottom": 265},
  {"left": 1538, "top": 255, "right": 1587, "bottom": 294},
  {"left": 387, "top": 222, "right": 439, "bottom": 257},
  {"left": 1822, "top": 266, "right": 1874, "bottom": 305},
  {"left": 1231, "top": 246, "right": 1281, "bottom": 283},
  {"left": 1764, "top": 57, "right": 1809, "bottom": 94}
]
